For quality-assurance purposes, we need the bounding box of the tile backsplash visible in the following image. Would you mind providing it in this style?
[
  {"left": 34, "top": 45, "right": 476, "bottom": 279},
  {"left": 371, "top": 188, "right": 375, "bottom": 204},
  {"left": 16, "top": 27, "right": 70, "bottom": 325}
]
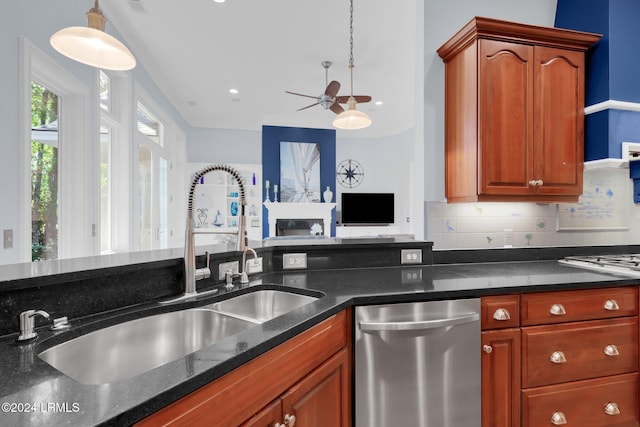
[{"left": 426, "top": 167, "right": 640, "bottom": 249}]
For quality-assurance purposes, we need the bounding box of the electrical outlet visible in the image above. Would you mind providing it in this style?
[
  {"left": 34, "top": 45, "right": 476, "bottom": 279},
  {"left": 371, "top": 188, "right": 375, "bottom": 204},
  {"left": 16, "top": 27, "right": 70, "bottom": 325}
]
[
  {"left": 401, "top": 249, "right": 422, "bottom": 265},
  {"left": 245, "top": 257, "right": 263, "bottom": 275},
  {"left": 283, "top": 253, "right": 307, "bottom": 270},
  {"left": 504, "top": 229, "right": 513, "bottom": 247},
  {"left": 218, "top": 260, "right": 239, "bottom": 280}
]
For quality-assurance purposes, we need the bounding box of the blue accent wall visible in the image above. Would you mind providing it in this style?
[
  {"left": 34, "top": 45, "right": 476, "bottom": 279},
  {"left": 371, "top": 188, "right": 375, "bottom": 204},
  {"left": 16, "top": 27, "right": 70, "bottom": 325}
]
[
  {"left": 261, "top": 125, "right": 336, "bottom": 238},
  {"left": 556, "top": 0, "right": 640, "bottom": 160}
]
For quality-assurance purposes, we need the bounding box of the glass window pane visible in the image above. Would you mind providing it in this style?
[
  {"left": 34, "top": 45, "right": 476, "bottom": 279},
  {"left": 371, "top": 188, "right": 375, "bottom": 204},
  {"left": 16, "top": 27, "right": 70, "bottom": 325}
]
[
  {"left": 138, "top": 146, "right": 153, "bottom": 251},
  {"left": 30, "top": 82, "right": 59, "bottom": 261},
  {"left": 137, "top": 101, "right": 164, "bottom": 147},
  {"left": 158, "top": 157, "right": 168, "bottom": 248},
  {"left": 99, "top": 70, "right": 110, "bottom": 112},
  {"left": 100, "top": 124, "right": 112, "bottom": 253}
]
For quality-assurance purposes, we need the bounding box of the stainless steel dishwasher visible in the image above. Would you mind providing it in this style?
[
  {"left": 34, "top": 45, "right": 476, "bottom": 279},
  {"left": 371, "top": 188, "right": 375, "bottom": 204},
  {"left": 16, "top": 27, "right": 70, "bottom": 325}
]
[{"left": 355, "top": 298, "right": 481, "bottom": 427}]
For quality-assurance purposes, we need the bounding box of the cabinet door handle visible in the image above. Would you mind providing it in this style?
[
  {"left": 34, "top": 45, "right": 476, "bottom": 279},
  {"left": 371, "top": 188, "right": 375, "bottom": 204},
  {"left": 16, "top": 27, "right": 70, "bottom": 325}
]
[
  {"left": 549, "top": 303, "right": 566, "bottom": 316},
  {"left": 550, "top": 351, "right": 567, "bottom": 364},
  {"left": 603, "top": 299, "right": 620, "bottom": 311},
  {"left": 605, "top": 402, "right": 620, "bottom": 416},
  {"left": 528, "top": 180, "right": 537, "bottom": 187},
  {"left": 277, "top": 414, "right": 296, "bottom": 427},
  {"left": 551, "top": 412, "right": 567, "bottom": 425},
  {"left": 483, "top": 345, "right": 493, "bottom": 354},
  {"left": 536, "top": 179, "right": 544, "bottom": 186},
  {"left": 604, "top": 344, "right": 620, "bottom": 357},
  {"left": 492, "top": 308, "right": 511, "bottom": 321}
]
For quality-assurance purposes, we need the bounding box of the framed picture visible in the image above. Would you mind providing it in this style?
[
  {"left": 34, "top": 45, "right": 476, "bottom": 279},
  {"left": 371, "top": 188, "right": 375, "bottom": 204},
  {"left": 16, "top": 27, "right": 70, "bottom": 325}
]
[{"left": 279, "top": 141, "right": 321, "bottom": 202}]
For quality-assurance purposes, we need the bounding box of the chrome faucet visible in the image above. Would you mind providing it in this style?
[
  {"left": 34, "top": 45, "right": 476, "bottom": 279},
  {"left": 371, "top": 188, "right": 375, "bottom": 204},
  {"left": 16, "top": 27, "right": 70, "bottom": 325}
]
[
  {"left": 169, "top": 164, "right": 252, "bottom": 302},
  {"left": 17, "top": 310, "right": 50, "bottom": 342}
]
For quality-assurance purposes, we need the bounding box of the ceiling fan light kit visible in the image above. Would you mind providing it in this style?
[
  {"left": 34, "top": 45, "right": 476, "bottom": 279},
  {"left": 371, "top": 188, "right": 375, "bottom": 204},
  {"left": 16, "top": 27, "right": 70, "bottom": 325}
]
[{"left": 50, "top": 0, "right": 136, "bottom": 71}]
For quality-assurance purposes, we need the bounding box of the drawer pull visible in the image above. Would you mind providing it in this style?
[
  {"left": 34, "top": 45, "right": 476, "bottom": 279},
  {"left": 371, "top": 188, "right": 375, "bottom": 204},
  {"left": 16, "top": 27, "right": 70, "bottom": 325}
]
[
  {"left": 550, "top": 351, "right": 567, "bottom": 364},
  {"left": 605, "top": 402, "right": 620, "bottom": 416},
  {"left": 604, "top": 344, "right": 620, "bottom": 357},
  {"left": 483, "top": 345, "right": 493, "bottom": 354},
  {"left": 275, "top": 414, "right": 296, "bottom": 427},
  {"left": 603, "top": 299, "right": 620, "bottom": 311},
  {"left": 492, "top": 308, "right": 511, "bottom": 321},
  {"left": 549, "top": 303, "right": 566, "bottom": 316},
  {"left": 551, "top": 411, "right": 567, "bottom": 425}
]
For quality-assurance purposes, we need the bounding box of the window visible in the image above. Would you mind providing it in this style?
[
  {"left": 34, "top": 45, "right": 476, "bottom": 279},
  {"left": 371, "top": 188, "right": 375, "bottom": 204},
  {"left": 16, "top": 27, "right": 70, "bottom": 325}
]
[
  {"left": 135, "top": 96, "right": 170, "bottom": 251},
  {"left": 99, "top": 70, "right": 110, "bottom": 112},
  {"left": 20, "top": 37, "right": 91, "bottom": 263},
  {"left": 30, "top": 82, "right": 59, "bottom": 261},
  {"left": 99, "top": 124, "right": 112, "bottom": 253}
]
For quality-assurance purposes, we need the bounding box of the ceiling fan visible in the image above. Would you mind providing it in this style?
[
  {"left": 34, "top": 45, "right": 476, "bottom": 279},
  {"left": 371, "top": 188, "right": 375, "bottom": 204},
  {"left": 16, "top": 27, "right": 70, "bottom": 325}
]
[{"left": 286, "top": 61, "right": 371, "bottom": 115}]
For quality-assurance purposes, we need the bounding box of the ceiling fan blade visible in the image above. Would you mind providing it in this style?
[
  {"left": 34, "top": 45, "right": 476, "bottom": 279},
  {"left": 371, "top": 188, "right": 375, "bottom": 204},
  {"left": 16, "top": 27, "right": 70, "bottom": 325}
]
[
  {"left": 330, "top": 102, "right": 345, "bottom": 114},
  {"left": 325, "top": 80, "right": 340, "bottom": 98},
  {"left": 286, "top": 91, "right": 320, "bottom": 100},
  {"left": 297, "top": 102, "right": 320, "bottom": 111},
  {"left": 352, "top": 95, "right": 372, "bottom": 103},
  {"left": 336, "top": 95, "right": 372, "bottom": 104}
]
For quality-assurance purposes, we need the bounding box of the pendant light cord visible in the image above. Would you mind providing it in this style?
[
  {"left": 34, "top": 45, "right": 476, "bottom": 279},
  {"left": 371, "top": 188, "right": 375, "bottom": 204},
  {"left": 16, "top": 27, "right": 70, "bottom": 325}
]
[{"left": 348, "top": 0, "right": 354, "bottom": 98}]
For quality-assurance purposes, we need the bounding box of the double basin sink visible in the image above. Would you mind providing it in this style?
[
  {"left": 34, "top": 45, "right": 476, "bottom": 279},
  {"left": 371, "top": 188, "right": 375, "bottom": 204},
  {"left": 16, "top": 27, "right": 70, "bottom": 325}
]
[{"left": 38, "top": 287, "right": 320, "bottom": 385}]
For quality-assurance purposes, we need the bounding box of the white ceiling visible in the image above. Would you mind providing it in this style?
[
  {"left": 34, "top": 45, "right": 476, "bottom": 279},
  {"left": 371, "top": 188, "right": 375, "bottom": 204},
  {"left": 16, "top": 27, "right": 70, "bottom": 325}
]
[{"left": 101, "top": 0, "right": 418, "bottom": 138}]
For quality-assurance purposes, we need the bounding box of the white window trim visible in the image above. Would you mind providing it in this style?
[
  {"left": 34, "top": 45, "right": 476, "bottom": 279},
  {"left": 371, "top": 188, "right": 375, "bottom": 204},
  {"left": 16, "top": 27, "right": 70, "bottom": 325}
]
[
  {"left": 98, "top": 69, "right": 133, "bottom": 254},
  {"left": 19, "top": 37, "right": 92, "bottom": 262}
]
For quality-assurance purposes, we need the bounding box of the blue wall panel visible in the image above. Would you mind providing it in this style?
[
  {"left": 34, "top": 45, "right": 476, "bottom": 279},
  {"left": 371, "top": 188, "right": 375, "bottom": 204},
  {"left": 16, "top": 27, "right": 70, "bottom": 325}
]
[
  {"left": 555, "top": 0, "right": 609, "bottom": 106},
  {"left": 261, "top": 125, "right": 336, "bottom": 238},
  {"left": 585, "top": 110, "right": 610, "bottom": 161}
]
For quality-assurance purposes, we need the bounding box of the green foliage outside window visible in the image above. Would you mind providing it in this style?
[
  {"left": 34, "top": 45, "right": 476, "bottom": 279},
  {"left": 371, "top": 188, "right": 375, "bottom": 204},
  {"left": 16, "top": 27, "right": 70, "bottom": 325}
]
[{"left": 31, "top": 82, "right": 59, "bottom": 261}]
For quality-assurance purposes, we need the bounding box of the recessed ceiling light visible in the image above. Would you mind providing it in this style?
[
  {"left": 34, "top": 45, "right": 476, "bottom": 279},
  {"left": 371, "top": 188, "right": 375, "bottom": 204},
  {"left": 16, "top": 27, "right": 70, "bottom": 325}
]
[
  {"left": 375, "top": 101, "right": 383, "bottom": 106},
  {"left": 213, "top": 0, "right": 226, "bottom": 3},
  {"left": 229, "top": 88, "right": 238, "bottom": 94}
]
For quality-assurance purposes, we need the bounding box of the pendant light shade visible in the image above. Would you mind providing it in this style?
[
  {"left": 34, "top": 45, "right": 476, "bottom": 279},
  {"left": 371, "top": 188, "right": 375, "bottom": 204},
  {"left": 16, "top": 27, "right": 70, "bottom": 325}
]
[
  {"left": 333, "top": 0, "right": 371, "bottom": 130},
  {"left": 333, "top": 97, "right": 372, "bottom": 130},
  {"left": 50, "top": 0, "right": 136, "bottom": 71}
]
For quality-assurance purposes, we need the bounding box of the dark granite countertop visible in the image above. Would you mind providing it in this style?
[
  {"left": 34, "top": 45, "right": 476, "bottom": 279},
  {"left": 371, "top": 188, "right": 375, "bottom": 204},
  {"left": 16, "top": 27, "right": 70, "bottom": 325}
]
[{"left": 0, "top": 259, "right": 638, "bottom": 426}]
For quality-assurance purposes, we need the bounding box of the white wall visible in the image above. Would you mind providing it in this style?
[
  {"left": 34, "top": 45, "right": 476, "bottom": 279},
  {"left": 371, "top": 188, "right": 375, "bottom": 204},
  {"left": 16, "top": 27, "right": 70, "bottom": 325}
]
[{"left": 1, "top": 0, "right": 189, "bottom": 264}]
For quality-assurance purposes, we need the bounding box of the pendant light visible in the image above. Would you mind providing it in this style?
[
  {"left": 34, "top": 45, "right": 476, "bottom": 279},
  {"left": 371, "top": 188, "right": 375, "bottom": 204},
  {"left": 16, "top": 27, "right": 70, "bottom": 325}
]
[
  {"left": 333, "top": 0, "right": 371, "bottom": 130},
  {"left": 50, "top": 0, "right": 136, "bottom": 71}
]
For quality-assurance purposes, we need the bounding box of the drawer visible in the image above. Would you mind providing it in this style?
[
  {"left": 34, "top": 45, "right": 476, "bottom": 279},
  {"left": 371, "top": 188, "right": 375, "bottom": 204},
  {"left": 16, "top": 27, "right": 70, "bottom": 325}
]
[
  {"left": 481, "top": 295, "right": 519, "bottom": 330},
  {"left": 522, "top": 317, "right": 638, "bottom": 388},
  {"left": 522, "top": 373, "right": 639, "bottom": 427},
  {"left": 521, "top": 287, "right": 639, "bottom": 326}
]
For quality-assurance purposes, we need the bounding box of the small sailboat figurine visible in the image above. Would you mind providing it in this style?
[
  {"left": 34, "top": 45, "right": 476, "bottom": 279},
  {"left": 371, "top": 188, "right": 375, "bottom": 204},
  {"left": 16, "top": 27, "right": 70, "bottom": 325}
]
[{"left": 212, "top": 209, "right": 224, "bottom": 227}]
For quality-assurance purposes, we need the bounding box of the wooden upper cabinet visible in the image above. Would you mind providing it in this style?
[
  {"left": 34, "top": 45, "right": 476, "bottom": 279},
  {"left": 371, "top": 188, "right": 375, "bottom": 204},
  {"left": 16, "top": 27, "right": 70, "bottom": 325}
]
[{"left": 438, "top": 17, "right": 601, "bottom": 203}]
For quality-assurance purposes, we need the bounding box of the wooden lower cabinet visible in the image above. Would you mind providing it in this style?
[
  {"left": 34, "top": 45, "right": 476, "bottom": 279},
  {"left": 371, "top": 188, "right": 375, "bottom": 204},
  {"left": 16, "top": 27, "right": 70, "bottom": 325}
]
[
  {"left": 136, "top": 310, "right": 350, "bottom": 427},
  {"left": 481, "top": 328, "right": 521, "bottom": 427},
  {"left": 522, "top": 373, "right": 639, "bottom": 427}
]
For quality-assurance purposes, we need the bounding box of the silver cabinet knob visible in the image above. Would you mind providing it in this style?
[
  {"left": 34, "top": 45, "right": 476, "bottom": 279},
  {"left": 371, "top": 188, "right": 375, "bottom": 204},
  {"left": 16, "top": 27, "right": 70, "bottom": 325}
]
[
  {"left": 492, "top": 308, "right": 511, "bottom": 321},
  {"left": 483, "top": 345, "right": 493, "bottom": 354},
  {"left": 603, "top": 299, "right": 620, "bottom": 311},
  {"left": 551, "top": 411, "right": 567, "bottom": 425},
  {"left": 528, "top": 179, "right": 537, "bottom": 187},
  {"left": 549, "top": 303, "right": 566, "bottom": 316},
  {"left": 536, "top": 179, "right": 544, "bottom": 186},
  {"left": 550, "top": 351, "right": 567, "bottom": 364},
  {"left": 605, "top": 402, "right": 620, "bottom": 416},
  {"left": 604, "top": 344, "right": 620, "bottom": 357}
]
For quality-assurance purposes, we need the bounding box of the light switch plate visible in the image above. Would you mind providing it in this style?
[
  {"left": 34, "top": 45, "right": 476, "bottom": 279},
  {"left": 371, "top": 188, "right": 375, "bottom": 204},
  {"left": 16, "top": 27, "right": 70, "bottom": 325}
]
[{"left": 218, "top": 261, "right": 239, "bottom": 280}]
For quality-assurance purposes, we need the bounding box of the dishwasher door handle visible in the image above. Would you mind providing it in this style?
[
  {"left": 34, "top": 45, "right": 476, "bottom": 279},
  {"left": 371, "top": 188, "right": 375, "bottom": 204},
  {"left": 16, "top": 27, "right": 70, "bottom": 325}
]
[{"left": 359, "top": 312, "right": 480, "bottom": 332}]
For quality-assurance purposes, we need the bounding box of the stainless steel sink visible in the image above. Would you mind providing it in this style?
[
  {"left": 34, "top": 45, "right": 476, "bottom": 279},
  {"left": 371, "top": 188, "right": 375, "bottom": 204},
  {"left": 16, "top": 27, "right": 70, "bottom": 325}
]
[
  {"left": 208, "top": 289, "right": 319, "bottom": 323},
  {"left": 38, "top": 309, "right": 254, "bottom": 385}
]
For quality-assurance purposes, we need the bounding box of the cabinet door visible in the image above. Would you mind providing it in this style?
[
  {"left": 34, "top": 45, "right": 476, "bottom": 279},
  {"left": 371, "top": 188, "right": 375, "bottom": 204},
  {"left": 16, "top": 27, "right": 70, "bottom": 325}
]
[
  {"left": 281, "top": 348, "right": 350, "bottom": 427},
  {"left": 482, "top": 328, "right": 521, "bottom": 427},
  {"left": 479, "top": 39, "right": 534, "bottom": 196},
  {"left": 533, "top": 46, "right": 585, "bottom": 196},
  {"left": 241, "top": 399, "right": 282, "bottom": 427}
]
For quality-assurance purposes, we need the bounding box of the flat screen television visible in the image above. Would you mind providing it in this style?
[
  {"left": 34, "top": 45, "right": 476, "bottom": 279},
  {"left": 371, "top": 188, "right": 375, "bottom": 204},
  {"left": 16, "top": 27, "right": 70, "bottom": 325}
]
[{"left": 341, "top": 193, "right": 394, "bottom": 225}]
